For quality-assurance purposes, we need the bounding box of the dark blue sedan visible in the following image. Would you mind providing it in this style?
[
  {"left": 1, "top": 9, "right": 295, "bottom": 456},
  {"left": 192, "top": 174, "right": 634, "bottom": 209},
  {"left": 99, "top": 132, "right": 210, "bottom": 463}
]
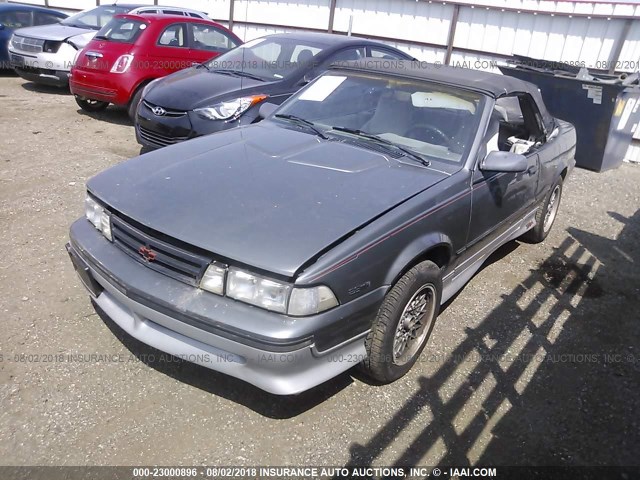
[
  {"left": 135, "top": 32, "right": 415, "bottom": 149},
  {"left": 0, "top": 4, "right": 67, "bottom": 69}
]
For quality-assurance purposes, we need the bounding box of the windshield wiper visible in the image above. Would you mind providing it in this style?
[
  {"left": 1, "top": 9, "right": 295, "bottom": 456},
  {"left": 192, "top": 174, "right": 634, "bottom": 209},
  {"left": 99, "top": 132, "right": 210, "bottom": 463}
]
[
  {"left": 230, "top": 70, "right": 266, "bottom": 82},
  {"left": 194, "top": 62, "right": 210, "bottom": 70},
  {"left": 213, "top": 69, "right": 240, "bottom": 77},
  {"left": 214, "top": 69, "right": 265, "bottom": 81},
  {"left": 331, "top": 126, "right": 430, "bottom": 167},
  {"left": 275, "top": 114, "right": 328, "bottom": 139}
]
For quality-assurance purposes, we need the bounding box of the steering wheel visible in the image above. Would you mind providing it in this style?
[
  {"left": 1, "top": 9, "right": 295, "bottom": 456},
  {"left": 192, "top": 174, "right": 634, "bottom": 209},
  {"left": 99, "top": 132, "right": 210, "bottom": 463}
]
[{"left": 406, "top": 124, "right": 453, "bottom": 149}]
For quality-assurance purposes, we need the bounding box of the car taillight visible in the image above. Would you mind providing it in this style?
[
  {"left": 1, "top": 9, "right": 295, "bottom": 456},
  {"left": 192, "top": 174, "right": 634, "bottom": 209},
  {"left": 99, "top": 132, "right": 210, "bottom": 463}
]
[{"left": 110, "top": 54, "right": 134, "bottom": 74}]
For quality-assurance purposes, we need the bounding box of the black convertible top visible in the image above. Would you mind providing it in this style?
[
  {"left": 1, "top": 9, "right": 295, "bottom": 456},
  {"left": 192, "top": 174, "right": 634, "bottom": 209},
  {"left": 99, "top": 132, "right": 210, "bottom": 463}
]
[{"left": 331, "top": 59, "right": 556, "bottom": 133}]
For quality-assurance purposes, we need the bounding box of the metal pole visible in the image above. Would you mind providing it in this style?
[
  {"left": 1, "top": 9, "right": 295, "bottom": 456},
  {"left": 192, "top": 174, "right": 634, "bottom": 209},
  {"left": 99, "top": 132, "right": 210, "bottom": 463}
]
[
  {"left": 444, "top": 4, "right": 460, "bottom": 66},
  {"left": 607, "top": 19, "right": 632, "bottom": 74},
  {"left": 228, "top": 0, "right": 235, "bottom": 31},
  {"left": 328, "top": 0, "right": 337, "bottom": 33}
]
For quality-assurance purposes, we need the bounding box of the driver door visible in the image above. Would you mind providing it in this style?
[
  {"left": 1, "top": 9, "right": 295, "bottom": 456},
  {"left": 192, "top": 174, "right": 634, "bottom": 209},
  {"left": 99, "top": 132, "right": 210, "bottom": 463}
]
[{"left": 467, "top": 94, "right": 544, "bottom": 246}]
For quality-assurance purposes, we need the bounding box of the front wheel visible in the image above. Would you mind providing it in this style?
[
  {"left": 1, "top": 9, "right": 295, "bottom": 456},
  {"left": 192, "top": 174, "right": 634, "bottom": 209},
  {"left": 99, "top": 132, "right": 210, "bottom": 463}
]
[
  {"left": 521, "top": 177, "right": 563, "bottom": 244},
  {"left": 361, "top": 260, "right": 442, "bottom": 383},
  {"left": 75, "top": 96, "right": 109, "bottom": 113}
]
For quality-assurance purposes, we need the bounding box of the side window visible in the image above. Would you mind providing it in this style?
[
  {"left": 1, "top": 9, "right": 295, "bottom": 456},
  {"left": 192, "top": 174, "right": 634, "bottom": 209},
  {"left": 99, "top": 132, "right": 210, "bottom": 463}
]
[
  {"left": 34, "top": 12, "right": 63, "bottom": 26},
  {"left": 491, "top": 94, "right": 545, "bottom": 155},
  {"left": 157, "top": 24, "right": 186, "bottom": 48},
  {"left": 0, "top": 10, "right": 32, "bottom": 28},
  {"left": 15, "top": 11, "right": 33, "bottom": 27},
  {"left": 328, "top": 47, "right": 366, "bottom": 63},
  {"left": 191, "top": 24, "right": 238, "bottom": 51},
  {"left": 163, "top": 10, "right": 187, "bottom": 16},
  {"left": 368, "top": 47, "right": 404, "bottom": 60}
]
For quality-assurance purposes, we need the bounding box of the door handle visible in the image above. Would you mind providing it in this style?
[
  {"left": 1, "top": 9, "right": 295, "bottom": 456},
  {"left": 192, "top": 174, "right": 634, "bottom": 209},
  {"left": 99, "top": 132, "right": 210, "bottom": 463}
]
[{"left": 527, "top": 165, "right": 538, "bottom": 175}]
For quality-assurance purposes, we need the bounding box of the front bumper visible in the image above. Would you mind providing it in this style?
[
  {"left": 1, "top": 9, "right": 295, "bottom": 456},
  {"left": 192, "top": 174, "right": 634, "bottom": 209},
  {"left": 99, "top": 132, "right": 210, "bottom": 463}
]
[
  {"left": 8, "top": 45, "right": 76, "bottom": 87},
  {"left": 67, "top": 219, "right": 382, "bottom": 394}
]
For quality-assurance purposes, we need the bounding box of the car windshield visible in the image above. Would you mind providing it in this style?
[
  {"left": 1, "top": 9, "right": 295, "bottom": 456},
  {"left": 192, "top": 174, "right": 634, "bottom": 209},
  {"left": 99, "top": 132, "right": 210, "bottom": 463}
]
[
  {"left": 94, "top": 17, "right": 146, "bottom": 43},
  {"left": 62, "top": 5, "right": 131, "bottom": 30},
  {"left": 275, "top": 71, "right": 485, "bottom": 164},
  {"left": 205, "top": 37, "right": 326, "bottom": 81}
]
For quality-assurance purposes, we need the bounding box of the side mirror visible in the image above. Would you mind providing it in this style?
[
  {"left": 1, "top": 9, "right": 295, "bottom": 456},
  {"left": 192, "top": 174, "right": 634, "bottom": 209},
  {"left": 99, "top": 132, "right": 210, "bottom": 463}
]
[
  {"left": 258, "top": 102, "right": 278, "bottom": 120},
  {"left": 480, "top": 150, "right": 528, "bottom": 173}
]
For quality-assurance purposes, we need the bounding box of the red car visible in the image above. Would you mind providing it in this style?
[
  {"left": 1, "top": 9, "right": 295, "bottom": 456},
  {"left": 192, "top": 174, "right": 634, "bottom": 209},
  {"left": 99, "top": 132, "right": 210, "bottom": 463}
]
[{"left": 70, "top": 14, "right": 241, "bottom": 119}]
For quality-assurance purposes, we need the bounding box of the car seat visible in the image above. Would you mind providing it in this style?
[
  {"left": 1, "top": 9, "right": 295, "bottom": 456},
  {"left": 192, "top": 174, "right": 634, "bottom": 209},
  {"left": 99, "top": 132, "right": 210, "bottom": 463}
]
[{"left": 363, "top": 92, "right": 412, "bottom": 136}]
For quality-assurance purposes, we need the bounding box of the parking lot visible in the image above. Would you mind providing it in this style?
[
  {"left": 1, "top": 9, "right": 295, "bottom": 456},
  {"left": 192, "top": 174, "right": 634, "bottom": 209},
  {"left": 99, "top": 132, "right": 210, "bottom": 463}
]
[{"left": 1, "top": 71, "right": 639, "bottom": 467}]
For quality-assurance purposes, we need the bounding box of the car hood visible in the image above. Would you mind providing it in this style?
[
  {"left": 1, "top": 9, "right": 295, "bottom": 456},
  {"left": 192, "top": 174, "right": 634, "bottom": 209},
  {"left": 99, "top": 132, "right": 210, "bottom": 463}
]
[
  {"left": 144, "top": 67, "right": 277, "bottom": 111},
  {"left": 12, "top": 24, "right": 93, "bottom": 41},
  {"left": 88, "top": 123, "right": 448, "bottom": 278},
  {"left": 67, "top": 31, "right": 96, "bottom": 49}
]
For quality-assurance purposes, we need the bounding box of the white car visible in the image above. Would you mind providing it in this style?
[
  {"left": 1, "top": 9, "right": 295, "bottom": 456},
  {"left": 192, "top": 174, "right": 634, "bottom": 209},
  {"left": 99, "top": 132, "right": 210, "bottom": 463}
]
[{"left": 8, "top": 4, "right": 210, "bottom": 87}]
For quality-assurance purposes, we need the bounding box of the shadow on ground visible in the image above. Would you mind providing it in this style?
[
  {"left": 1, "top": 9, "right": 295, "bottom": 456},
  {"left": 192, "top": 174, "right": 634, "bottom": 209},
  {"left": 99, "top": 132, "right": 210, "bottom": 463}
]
[
  {"left": 0, "top": 68, "right": 18, "bottom": 78},
  {"left": 20, "top": 80, "right": 70, "bottom": 96},
  {"left": 76, "top": 107, "right": 133, "bottom": 127},
  {"left": 344, "top": 208, "right": 640, "bottom": 467}
]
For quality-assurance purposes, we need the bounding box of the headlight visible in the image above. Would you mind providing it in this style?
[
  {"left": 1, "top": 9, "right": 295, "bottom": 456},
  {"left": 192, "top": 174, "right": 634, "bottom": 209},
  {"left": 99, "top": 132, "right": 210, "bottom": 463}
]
[
  {"left": 43, "top": 40, "right": 62, "bottom": 53},
  {"left": 200, "top": 264, "right": 339, "bottom": 316},
  {"left": 194, "top": 94, "right": 267, "bottom": 121},
  {"left": 227, "top": 267, "right": 291, "bottom": 313},
  {"left": 85, "top": 194, "right": 112, "bottom": 241}
]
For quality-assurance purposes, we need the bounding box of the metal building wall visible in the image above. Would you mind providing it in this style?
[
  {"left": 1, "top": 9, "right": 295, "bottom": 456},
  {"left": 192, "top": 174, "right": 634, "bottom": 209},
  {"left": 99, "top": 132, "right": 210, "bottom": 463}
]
[{"left": 12, "top": 0, "right": 640, "bottom": 71}]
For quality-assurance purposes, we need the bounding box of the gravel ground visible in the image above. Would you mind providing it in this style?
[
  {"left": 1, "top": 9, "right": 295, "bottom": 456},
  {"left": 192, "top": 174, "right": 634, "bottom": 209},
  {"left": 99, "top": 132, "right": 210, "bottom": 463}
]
[{"left": 0, "top": 72, "right": 639, "bottom": 468}]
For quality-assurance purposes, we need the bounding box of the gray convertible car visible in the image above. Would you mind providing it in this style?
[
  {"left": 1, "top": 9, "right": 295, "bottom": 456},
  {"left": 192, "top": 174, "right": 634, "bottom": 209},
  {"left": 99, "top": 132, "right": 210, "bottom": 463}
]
[{"left": 67, "top": 60, "right": 576, "bottom": 394}]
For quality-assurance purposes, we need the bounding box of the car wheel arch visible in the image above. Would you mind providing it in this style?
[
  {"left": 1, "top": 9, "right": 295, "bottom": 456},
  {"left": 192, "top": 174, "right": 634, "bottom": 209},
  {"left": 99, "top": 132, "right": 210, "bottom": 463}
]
[
  {"left": 384, "top": 235, "right": 453, "bottom": 288},
  {"left": 128, "top": 79, "right": 155, "bottom": 120},
  {"left": 129, "top": 79, "right": 154, "bottom": 105},
  {"left": 560, "top": 167, "right": 568, "bottom": 180}
]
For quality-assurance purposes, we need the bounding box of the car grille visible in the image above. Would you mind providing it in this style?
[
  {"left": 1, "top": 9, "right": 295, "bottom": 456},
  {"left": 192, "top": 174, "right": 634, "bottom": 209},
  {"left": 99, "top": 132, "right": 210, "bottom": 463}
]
[
  {"left": 142, "top": 100, "right": 187, "bottom": 118},
  {"left": 11, "top": 35, "right": 44, "bottom": 53},
  {"left": 138, "top": 125, "right": 189, "bottom": 148},
  {"left": 111, "top": 215, "right": 212, "bottom": 286}
]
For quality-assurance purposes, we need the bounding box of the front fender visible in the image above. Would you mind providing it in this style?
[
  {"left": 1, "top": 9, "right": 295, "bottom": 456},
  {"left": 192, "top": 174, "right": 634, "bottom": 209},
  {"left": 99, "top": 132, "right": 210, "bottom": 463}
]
[{"left": 383, "top": 233, "right": 453, "bottom": 286}]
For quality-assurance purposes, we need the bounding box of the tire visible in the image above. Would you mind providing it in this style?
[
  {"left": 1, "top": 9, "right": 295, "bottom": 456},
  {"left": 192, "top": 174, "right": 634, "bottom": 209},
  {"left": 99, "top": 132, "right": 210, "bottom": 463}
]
[
  {"left": 361, "top": 260, "right": 442, "bottom": 383},
  {"left": 75, "top": 96, "right": 109, "bottom": 113},
  {"left": 521, "top": 177, "right": 563, "bottom": 244},
  {"left": 128, "top": 85, "right": 145, "bottom": 122}
]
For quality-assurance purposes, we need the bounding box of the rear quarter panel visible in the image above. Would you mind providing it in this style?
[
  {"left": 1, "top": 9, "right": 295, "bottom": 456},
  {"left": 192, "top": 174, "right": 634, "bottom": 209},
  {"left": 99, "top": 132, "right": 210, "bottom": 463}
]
[{"left": 538, "top": 119, "right": 577, "bottom": 197}]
